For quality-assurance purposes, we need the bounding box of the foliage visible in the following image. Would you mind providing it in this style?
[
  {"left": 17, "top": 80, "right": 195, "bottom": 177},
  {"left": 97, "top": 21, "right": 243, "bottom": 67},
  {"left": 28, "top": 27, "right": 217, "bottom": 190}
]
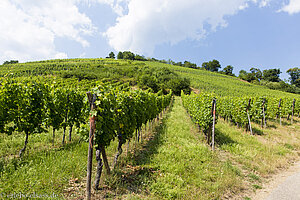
[
  {"left": 202, "top": 59, "right": 221, "bottom": 72},
  {"left": 92, "top": 84, "right": 172, "bottom": 148},
  {"left": 287, "top": 67, "right": 300, "bottom": 86},
  {"left": 174, "top": 61, "right": 198, "bottom": 69},
  {"left": 138, "top": 67, "right": 191, "bottom": 95},
  {"left": 3, "top": 60, "right": 18, "bottom": 65},
  {"left": 221, "top": 65, "right": 235, "bottom": 76},
  {"left": 122, "top": 51, "right": 135, "bottom": 60},
  {"left": 250, "top": 68, "right": 262, "bottom": 81},
  {"left": 108, "top": 52, "right": 115, "bottom": 59},
  {"left": 238, "top": 68, "right": 262, "bottom": 83},
  {"left": 262, "top": 68, "right": 281, "bottom": 82},
  {"left": 0, "top": 80, "right": 86, "bottom": 155},
  {"left": 117, "top": 52, "right": 123, "bottom": 59},
  {"left": 181, "top": 91, "right": 216, "bottom": 133}
]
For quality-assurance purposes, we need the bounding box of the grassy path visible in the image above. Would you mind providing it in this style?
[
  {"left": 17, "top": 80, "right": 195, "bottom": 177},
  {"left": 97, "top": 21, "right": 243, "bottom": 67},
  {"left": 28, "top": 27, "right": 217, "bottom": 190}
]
[
  {"left": 143, "top": 97, "right": 242, "bottom": 199},
  {"left": 110, "top": 97, "right": 242, "bottom": 200}
]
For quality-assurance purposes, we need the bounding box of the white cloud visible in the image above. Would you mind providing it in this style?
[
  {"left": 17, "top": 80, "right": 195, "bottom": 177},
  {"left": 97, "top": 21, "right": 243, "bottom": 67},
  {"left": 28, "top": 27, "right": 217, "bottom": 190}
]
[
  {"left": 103, "top": 0, "right": 270, "bottom": 55},
  {"left": 0, "top": 0, "right": 94, "bottom": 63},
  {"left": 87, "top": 0, "right": 129, "bottom": 15},
  {"left": 259, "top": 0, "right": 270, "bottom": 7},
  {"left": 279, "top": 0, "right": 300, "bottom": 14}
]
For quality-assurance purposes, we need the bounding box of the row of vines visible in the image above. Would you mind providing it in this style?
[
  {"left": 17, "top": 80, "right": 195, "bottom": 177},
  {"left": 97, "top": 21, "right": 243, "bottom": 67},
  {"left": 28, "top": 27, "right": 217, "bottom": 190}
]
[
  {"left": 0, "top": 78, "right": 173, "bottom": 199},
  {"left": 0, "top": 79, "right": 87, "bottom": 157},
  {"left": 86, "top": 85, "right": 173, "bottom": 192},
  {"left": 181, "top": 91, "right": 300, "bottom": 145}
]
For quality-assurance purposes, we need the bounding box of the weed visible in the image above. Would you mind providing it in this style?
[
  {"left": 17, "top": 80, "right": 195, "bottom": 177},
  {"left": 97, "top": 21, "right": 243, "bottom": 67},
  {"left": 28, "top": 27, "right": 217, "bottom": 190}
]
[{"left": 252, "top": 184, "right": 262, "bottom": 190}]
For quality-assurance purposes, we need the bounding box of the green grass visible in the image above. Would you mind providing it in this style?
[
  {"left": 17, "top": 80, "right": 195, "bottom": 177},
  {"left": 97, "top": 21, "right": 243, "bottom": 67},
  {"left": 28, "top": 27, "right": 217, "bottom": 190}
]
[
  {"left": 147, "top": 99, "right": 241, "bottom": 200},
  {"left": 0, "top": 129, "right": 87, "bottom": 200},
  {"left": 215, "top": 117, "right": 300, "bottom": 176}
]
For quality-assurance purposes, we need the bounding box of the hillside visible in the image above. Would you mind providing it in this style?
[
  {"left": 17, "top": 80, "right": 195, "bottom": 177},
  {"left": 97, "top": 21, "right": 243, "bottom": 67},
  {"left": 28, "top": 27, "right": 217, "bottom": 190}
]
[
  {"left": 0, "top": 58, "right": 300, "bottom": 200},
  {"left": 1, "top": 58, "right": 299, "bottom": 98}
]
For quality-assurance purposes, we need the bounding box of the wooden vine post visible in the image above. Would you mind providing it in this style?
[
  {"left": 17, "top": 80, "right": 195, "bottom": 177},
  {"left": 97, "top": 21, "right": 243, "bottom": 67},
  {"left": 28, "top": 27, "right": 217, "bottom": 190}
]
[
  {"left": 262, "top": 98, "right": 266, "bottom": 128},
  {"left": 86, "top": 92, "right": 96, "bottom": 200},
  {"left": 246, "top": 99, "right": 253, "bottom": 135},
  {"left": 211, "top": 99, "right": 216, "bottom": 151},
  {"left": 291, "top": 99, "right": 295, "bottom": 124},
  {"left": 278, "top": 99, "right": 282, "bottom": 126}
]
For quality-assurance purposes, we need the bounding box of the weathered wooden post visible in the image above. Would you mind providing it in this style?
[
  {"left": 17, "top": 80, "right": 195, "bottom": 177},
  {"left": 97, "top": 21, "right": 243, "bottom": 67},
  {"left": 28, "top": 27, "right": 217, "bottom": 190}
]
[
  {"left": 262, "top": 98, "right": 266, "bottom": 128},
  {"left": 278, "top": 99, "right": 282, "bottom": 126},
  {"left": 212, "top": 99, "right": 216, "bottom": 151},
  {"left": 291, "top": 99, "right": 295, "bottom": 124},
  {"left": 247, "top": 99, "right": 253, "bottom": 135},
  {"left": 86, "top": 92, "right": 96, "bottom": 200}
]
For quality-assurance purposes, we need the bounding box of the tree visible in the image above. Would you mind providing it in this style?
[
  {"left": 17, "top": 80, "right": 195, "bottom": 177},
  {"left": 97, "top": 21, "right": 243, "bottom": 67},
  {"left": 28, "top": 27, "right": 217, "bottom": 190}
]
[
  {"left": 167, "top": 77, "right": 191, "bottom": 95},
  {"left": 222, "top": 65, "right": 234, "bottom": 76},
  {"left": 294, "top": 79, "right": 300, "bottom": 88},
  {"left": 238, "top": 70, "right": 248, "bottom": 80},
  {"left": 262, "top": 69, "right": 281, "bottom": 82},
  {"left": 134, "top": 54, "right": 147, "bottom": 61},
  {"left": 250, "top": 68, "right": 262, "bottom": 81},
  {"left": 108, "top": 52, "right": 115, "bottom": 59},
  {"left": 175, "top": 62, "right": 183, "bottom": 66},
  {"left": 287, "top": 67, "right": 300, "bottom": 86},
  {"left": 202, "top": 60, "right": 221, "bottom": 72},
  {"left": 3, "top": 60, "right": 18, "bottom": 65},
  {"left": 238, "top": 68, "right": 263, "bottom": 83},
  {"left": 122, "top": 51, "right": 135, "bottom": 60},
  {"left": 183, "top": 61, "right": 197, "bottom": 69},
  {"left": 117, "top": 52, "right": 123, "bottom": 59}
]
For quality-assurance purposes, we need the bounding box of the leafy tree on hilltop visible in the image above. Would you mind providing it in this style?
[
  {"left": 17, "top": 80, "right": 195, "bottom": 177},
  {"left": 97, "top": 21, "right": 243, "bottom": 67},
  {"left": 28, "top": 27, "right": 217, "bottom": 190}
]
[
  {"left": 117, "top": 52, "right": 123, "bottom": 59},
  {"left": 262, "top": 69, "right": 281, "bottom": 82},
  {"left": 287, "top": 67, "right": 300, "bottom": 87},
  {"left": 250, "top": 68, "right": 262, "bottom": 81},
  {"left": 3, "top": 60, "right": 18, "bottom": 65},
  {"left": 222, "top": 65, "right": 235, "bottom": 76},
  {"left": 134, "top": 54, "right": 147, "bottom": 61},
  {"left": 183, "top": 61, "right": 198, "bottom": 69},
  {"left": 108, "top": 52, "right": 115, "bottom": 59},
  {"left": 238, "top": 70, "right": 257, "bottom": 82},
  {"left": 122, "top": 51, "right": 135, "bottom": 60},
  {"left": 202, "top": 60, "right": 221, "bottom": 72},
  {"left": 238, "top": 70, "right": 248, "bottom": 80}
]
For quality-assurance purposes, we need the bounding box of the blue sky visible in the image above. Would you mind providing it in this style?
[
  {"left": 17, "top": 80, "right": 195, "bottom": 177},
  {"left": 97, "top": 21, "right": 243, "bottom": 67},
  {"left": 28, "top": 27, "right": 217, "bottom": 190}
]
[{"left": 1, "top": 0, "right": 300, "bottom": 81}]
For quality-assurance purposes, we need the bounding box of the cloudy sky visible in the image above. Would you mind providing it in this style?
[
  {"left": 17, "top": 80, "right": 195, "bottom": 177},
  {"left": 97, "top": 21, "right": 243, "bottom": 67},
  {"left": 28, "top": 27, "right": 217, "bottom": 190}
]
[{"left": 1, "top": 0, "right": 300, "bottom": 80}]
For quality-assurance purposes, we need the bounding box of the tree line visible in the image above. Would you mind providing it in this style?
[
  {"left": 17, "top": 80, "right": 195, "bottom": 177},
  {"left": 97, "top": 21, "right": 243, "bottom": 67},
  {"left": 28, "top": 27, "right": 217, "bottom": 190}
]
[{"left": 107, "top": 51, "right": 300, "bottom": 94}]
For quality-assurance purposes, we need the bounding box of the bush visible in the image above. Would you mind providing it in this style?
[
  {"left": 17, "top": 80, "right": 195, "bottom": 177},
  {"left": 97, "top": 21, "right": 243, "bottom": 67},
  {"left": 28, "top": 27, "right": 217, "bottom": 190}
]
[
  {"left": 138, "top": 67, "right": 191, "bottom": 95},
  {"left": 167, "top": 77, "right": 191, "bottom": 95}
]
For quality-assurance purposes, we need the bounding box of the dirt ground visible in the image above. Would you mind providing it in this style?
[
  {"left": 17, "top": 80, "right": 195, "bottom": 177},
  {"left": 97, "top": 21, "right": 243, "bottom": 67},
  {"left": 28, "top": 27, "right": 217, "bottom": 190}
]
[{"left": 249, "top": 159, "right": 300, "bottom": 200}]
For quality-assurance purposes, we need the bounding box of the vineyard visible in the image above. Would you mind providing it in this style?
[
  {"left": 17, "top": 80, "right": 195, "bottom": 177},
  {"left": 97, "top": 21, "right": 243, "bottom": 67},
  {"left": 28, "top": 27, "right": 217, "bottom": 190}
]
[{"left": 0, "top": 58, "right": 300, "bottom": 199}]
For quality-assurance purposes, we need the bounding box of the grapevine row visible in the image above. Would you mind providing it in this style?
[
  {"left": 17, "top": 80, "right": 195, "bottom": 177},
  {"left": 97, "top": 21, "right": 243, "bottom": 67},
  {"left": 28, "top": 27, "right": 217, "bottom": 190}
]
[
  {"left": 182, "top": 91, "right": 300, "bottom": 138},
  {"left": 0, "top": 79, "right": 86, "bottom": 156},
  {"left": 0, "top": 79, "right": 172, "bottom": 175},
  {"left": 88, "top": 84, "right": 173, "bottom": 189}
]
